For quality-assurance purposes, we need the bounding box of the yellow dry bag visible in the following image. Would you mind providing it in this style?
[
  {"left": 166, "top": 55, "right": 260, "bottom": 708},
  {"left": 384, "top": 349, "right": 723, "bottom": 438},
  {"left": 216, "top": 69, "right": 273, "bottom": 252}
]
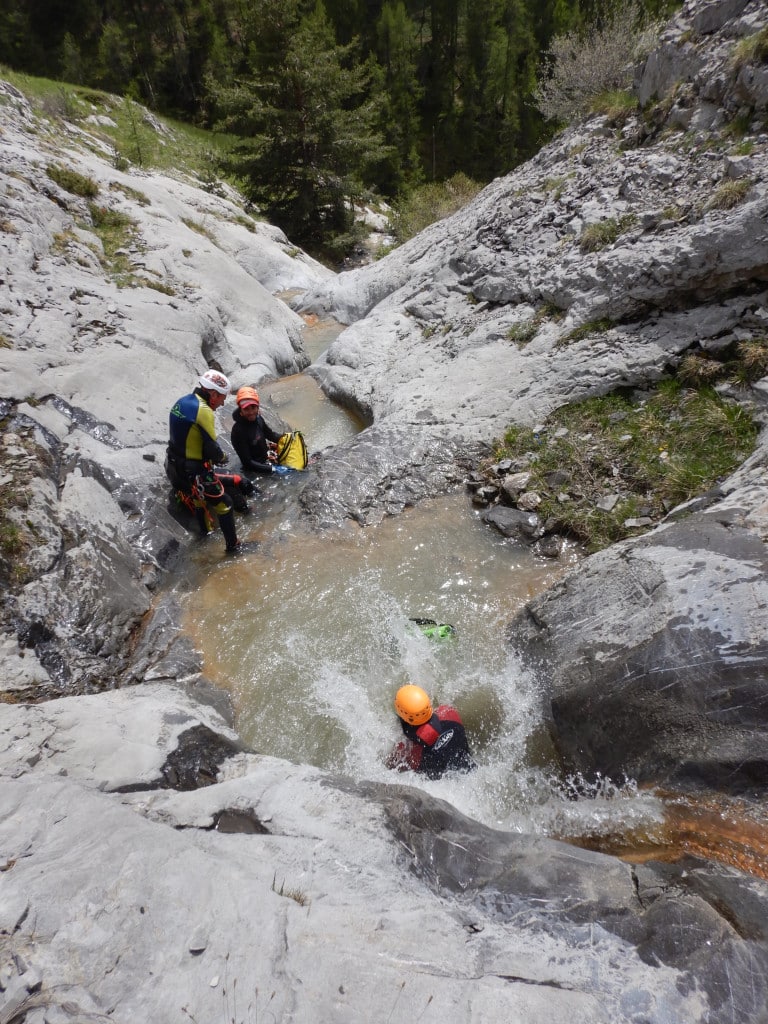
[{"left": 276, "top": 430, "right": 308, "bottom": 470}]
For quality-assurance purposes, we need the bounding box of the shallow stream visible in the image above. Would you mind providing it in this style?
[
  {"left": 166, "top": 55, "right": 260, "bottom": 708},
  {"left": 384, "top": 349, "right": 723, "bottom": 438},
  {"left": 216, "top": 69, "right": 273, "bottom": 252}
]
[{"left": 177, "top": 316, "right": 768, "bottom": 879}]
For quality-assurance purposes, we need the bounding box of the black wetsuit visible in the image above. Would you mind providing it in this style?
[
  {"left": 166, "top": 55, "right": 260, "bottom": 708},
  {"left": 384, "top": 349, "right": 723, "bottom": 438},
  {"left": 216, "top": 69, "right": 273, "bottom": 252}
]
[
  {"left": 231, "top": 408, "right": 283, "bottom": 473},
  {"left": 397, "top": 706, "right": 476, "bottom": 780}
]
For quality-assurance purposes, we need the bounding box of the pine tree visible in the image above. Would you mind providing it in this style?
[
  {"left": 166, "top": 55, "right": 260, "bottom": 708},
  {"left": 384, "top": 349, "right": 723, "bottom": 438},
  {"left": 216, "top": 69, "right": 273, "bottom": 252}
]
[
  {"left": 376, "top": 1, "right": 424, "bottom": 191},
  {"left": 214, "top": 0, "right": 389, "bottom": 258}
]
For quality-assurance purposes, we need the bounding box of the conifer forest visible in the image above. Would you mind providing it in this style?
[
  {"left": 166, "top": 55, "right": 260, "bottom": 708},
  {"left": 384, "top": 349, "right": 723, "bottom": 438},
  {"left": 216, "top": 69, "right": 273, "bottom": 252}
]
[{"left": 0, "top": 0, "right": 676, "bottom": 256}]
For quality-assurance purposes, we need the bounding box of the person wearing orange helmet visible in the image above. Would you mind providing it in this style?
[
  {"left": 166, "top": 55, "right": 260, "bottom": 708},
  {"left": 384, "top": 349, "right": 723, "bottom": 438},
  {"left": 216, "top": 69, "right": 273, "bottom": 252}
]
[
  {"left": 386, "top": 684, "right": 476, "bottom": 779},
  {"left": 230, "top": 386, "right": 284, "bottom": 475}
]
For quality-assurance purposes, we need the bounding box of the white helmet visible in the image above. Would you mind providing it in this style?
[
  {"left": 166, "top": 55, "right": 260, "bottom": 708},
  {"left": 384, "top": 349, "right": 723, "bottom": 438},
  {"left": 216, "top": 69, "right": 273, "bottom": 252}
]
[{"left": 198, "top": 369, "right": 230, "bottom": 395}]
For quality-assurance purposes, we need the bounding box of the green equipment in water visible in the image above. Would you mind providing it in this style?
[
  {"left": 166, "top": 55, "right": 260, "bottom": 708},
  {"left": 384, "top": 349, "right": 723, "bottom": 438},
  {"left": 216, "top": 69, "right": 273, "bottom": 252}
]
[{"left": 409, "top": 618, "right": 456, "bottom": 640}]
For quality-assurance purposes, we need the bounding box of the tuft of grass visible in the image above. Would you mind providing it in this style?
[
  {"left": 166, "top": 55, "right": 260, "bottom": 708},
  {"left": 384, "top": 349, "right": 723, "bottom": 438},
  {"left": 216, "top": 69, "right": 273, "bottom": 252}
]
[
  {"left": 84, "top": 202, "right": 141, "bottom": 285},
  {"left": 677, "top": 353, "right": 727, "bottom": 387},
  {"left": 271, "top": 875, "right": 309, "bottom": 906},
  {"left": 559, "top": 318, "right": 614, "bottom": 346},
  {"left": 543, "top": 175, "right": 568, "bottom": 200},
  {"left": 704, "top": 178, "right": 751, "bottom": 211},
  {"left": 579, "top": 214, "right": 636, "bottom": 252},
  {"left": 143, "top": 278, "right": 176, "bottom": 296},
  {"left": 0, "top": 517, "right": 23, "bottom": 557},
  {"left": 491, "top": 379, "right": 758, "bottom": 551},
  {"left": 507, "top": 319, "right": 540, "bottom": 346},
  {"left": 590, "top": 88, "right": 638, "bottom": 123},
  {"left": 232, "top": 213, "right": 257, "bottom": 232},
  {"left": 731, "top": 27, "right": 768, "bottom": 71},
  {"left": 0, "top": 334, "right": 12, "bottom": 349},
  {"left": 732, "top": 338, "right": 768, "bottom": 385},
  {"left": 181, "top": 217, "right": 218, "bottom": 245},
  {"left": 507, "top": 305, "right": 564, "bottom": 347},
  {"left": 109, "top": 182, "right": 150, "bottom": 206},
  {"left": 46, "top": 163, "right": 98, "bottom": 198}
]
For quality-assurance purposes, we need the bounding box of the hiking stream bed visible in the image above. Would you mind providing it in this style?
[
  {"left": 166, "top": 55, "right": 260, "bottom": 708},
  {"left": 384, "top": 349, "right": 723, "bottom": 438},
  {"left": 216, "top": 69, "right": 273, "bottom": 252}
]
[{"left": 177, "top": 320, "right": 768, "bottom": 882}]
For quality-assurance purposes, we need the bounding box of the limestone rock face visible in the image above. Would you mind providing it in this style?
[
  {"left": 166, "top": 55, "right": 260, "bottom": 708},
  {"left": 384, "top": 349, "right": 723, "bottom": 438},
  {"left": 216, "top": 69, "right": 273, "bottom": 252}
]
[
  {"left": 2, "top": 4, "right": 768, "bottom": 1023},
  {"left": 1, "top": 687, "right": 766, "bottom": 1024},
  {"left": 0, "top": 81, "right": 332, "bottom": 689},
  {"left": 295, "top": 0, "right": 768, "bottom": 524}
]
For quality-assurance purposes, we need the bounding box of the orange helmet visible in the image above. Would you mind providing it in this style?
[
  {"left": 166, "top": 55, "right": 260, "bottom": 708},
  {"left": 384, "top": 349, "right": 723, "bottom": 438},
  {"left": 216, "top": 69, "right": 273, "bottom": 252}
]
[
  {"left": 394, "top": 685, "right": 432, "bottom": 726},
  {"left": 236, "top": 385, "right": 260, "bottom": 409}
]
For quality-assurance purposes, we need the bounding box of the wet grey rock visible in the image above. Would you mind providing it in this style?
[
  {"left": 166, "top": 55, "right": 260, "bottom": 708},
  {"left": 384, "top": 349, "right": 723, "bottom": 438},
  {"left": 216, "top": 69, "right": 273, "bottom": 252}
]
[
  {"left": 375, "top": 783, "right": 768, "bottom": 1024},
  {"left": 298, "top": 423, "right": 469, "bottom": 527},
  {"left": 482, "top": 505, "right": 543, "bottom": 542},
  {"left": 509, "top": 506, "right": 768, "bottom": 794}
]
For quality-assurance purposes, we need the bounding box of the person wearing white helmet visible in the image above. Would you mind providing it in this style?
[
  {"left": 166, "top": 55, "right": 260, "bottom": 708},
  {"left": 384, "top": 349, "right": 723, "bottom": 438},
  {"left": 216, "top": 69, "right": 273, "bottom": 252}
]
[{"left": 166, "top": 368, "right": 242, "bottom": 554}]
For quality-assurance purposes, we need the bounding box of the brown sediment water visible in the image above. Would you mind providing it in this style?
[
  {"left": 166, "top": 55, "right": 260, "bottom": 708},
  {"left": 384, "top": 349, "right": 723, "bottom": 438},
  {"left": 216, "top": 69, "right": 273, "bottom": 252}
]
[
  {"left": 182, "top": 489, "right": 576, "bottom": 781},
  {"left": 564, "top": 789, "right": 768, "bottom": 880}
]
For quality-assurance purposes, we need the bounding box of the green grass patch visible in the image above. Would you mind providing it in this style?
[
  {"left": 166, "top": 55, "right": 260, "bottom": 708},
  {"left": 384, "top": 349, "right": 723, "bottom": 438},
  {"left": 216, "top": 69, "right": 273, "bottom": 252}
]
[
  {"left": 507, "top": 305, "right": 562, "bottom": 347},
  {"left": 0, "top": 515, "right": 23, "bottom": 558},
  {"left": 507, "top": 319, "right": 540, "bottom": 346},
  {"left": 46, "top": 163, "right": 98, "bottom": 198},
  {"left": 143, "top": 278, "right": 176, "bottom": 296},
  {"left": 390, "top": 173, "right": 483, "bottom": 245},
  {"left": 589, "top": 88, "right": 638, "bottom": 123},
  {"left": 109, "top": 182, "right": 150, "bottom": 206},
  {"left": 1, "top": 68, "right": 237, "bottom": 185},
  {"left": 559, "top": 318, "right": 614, "bottom": 346},
  {"left": 491, "top": 380, "right": 758, "bottom": 551},
  {"left": 84, "top": 201, "right": 141, "bottom": 285},
  {"left": 181, "top": 217, "right": 217, "bottom": 244},
  {"left": 731, "top": 27, "right": 768, "bottom": 71}
]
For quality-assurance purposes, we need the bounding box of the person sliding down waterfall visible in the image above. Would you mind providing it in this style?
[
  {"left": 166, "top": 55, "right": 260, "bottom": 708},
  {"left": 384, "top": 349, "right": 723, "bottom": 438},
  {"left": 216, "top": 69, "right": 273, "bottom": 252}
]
[
  {"left": 385, "top": 685, "right": 476, "bottom": 780},
  {"left": 166, "top": 369, "right": 249, "bottom": 556}
]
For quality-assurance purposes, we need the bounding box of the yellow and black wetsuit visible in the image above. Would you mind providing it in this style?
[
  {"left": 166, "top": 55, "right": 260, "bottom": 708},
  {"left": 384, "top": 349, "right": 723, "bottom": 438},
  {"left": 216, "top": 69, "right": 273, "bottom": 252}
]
[
  {"left": 169, "top": 388, "right": 226, "bottom": 469},
  {"left": 166, "top": 388, "right": 237, "bottom": 549}
]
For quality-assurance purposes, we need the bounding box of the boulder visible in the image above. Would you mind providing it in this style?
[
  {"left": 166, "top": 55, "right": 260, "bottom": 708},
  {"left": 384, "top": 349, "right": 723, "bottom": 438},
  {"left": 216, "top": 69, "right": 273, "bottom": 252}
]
[{"left": 509, "top": 506, "right": 768, "bottom": 793}]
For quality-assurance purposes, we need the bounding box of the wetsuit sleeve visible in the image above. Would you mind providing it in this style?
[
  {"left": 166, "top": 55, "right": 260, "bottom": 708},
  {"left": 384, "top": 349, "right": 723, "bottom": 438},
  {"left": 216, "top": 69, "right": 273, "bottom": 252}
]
[
  {"left": 385, "top": 739, "right": 423, "bottom": 771},
  {"left": 231, "top": 423, "right": 255, "bottom": 470},
  {"left": 197, "top": 403, "right": 225, "bottom": 464}
]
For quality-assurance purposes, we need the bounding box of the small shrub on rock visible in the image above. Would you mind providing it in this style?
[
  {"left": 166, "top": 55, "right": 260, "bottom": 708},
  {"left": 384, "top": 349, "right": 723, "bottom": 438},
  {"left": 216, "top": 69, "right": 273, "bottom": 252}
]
[
  {"left": 46, "top": 163, "right": 98, "bottom": 198},
  {"left": 731, "top": 27, "right": 768, "bottom": 71},
  {"left": 579, "top": 216, "right": 635, "bottom": 252},
  {"left": 535, "top": 1, "right": 659, "bottom": 125},
  {"left": 390, "top": 173, "right": 482, "bottom": 244}
]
